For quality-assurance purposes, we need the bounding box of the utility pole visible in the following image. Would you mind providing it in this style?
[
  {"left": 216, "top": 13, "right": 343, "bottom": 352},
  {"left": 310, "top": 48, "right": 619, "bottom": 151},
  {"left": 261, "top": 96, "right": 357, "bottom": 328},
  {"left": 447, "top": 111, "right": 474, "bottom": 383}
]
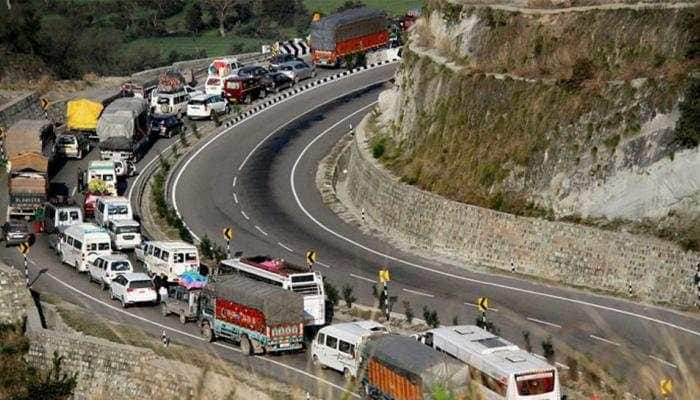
[{"left": 19, "top": 242, "right": 31, "bottom": 286}]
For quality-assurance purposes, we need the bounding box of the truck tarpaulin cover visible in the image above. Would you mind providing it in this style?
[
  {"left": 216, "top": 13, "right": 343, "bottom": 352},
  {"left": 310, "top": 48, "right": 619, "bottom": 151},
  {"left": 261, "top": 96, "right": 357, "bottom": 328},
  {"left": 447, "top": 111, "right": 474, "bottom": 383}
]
[
  {"left": 98, "top": 136, "right": 133, "bottom": 152},
  {"left": 310, "top": 7, "right": 387, "bottom": 51},
  {"left": 157, "top": 71, "right": 186, "bottom": 93},
  {"left": 10, "top": 153, "right": 48, "bottom": 174},
  {"left": 66, "top": 99, "right": 104, "bottom": 131},
  {"left": 5, "top": 119, "right": 51, "bottom": 159},
  {"left": 205, "top": 275, "right": 304, "bottom": 325},
  {"left": 96, "top": 97, "right": 148, "bottom": 141},
  {"left": 363, "top": 335, "right": 469, "bottom": 396}
]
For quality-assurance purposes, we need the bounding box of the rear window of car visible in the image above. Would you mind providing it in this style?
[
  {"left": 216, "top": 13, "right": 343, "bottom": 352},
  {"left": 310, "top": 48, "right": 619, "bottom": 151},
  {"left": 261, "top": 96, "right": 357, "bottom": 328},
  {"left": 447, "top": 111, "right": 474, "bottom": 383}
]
[
  {"left": 57, "top": 136, "right": 75, "bottom": 144},
  {"left": 129, "top": 280, "right": 152, "bottom": 289},
  {"left": 157, "top": 97, "right": 170, "bottom": 104},
  {"left": 281, "top": 66, "right": 293, "bottom": 71},
  {"left": 111, "top": 261, "right": 130, "bottom": 271},
  {"left": 189, "top": 99, "right": 206, "bottom": 105}
]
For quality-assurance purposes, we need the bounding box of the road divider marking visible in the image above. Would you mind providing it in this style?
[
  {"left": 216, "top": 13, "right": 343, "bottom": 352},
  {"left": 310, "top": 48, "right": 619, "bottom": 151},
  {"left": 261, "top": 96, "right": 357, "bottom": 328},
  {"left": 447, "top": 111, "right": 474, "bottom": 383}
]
[
  {"left": 42, "top": 271, "right": 358, "bottom": 398},
  {"left": 402, "top": 288, "right": 435, "bottom": 298},
  {"left": 316, "top": 261, "right": 331, "bottom": 269},
  {"left": 255, "top": 226, "right": 268, "bottom": 236},
  {"left": 241, "top": 211, "right": 249, "bottom": 220},
  {"left": 233, "top": 193, "right": 238, "bottom": 204},
  {"left": 649, "top": 355, "right": 678, "bottom": 369},
  {"left": 350, "top": 273, "right": 377, "bottom": 284},
  {"left": 526, "top": 317, "right": 562, "bottom": 329},
  {"left": 289, "top": 114, "right": 700, "bottom": 338},
  {"left": 277, "top": 242, "right": 294, "bottom": 253},
  {"left": 589, "top": 334, "right": 621, "bottom": 347},
  {"left": 70, "top": 186, "right": 76, "bottom": 196},
  {"left": 464, "top": 302, "right": 499, "bottom": 312},
  {"left": 232, "top": 176, "right": 237, "bottom": 188}
]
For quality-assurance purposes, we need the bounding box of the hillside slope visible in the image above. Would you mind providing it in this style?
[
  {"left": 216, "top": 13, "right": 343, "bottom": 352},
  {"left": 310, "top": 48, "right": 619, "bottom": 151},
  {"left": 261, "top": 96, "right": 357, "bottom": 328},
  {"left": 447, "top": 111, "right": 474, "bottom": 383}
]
[{"left": 372, "top": 0, "right": 699, "bottom": 246}]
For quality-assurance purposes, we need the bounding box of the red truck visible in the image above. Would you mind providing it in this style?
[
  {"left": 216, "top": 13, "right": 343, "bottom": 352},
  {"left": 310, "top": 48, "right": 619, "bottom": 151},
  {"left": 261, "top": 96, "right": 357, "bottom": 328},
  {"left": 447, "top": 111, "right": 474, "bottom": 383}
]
[
  {"left": 310, "top": 7, "right": 389, "bottom": 68},
  {"left": 199, "top": 275, "right": 306, "bottom": 355}
]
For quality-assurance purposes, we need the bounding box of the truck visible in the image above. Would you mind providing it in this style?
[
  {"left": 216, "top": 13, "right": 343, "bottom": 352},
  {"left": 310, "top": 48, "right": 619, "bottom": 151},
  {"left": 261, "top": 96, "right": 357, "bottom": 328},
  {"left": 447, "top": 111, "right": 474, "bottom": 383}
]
[
  {"left": 310, "top": 7, "right": 389, "bottom": 68},
  {"left": 199, "top": 275, "right": 306, "bottom": 355},
  {"left": 96, "top": 97, "right": 152, "bottom": 161},
  {"left": 4, "top": 120, "right": 54, "bottom": 220},
  {"left": 65, "top": 89, "right": 121, "bottom": 141},
  {"left": 360, "top": 335, "right": 470, "bottom": 400}
]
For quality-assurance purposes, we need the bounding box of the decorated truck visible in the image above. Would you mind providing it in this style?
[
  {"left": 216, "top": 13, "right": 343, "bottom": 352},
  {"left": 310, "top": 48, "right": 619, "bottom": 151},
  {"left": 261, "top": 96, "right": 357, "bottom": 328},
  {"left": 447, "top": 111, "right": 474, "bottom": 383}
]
[
  {"left": 360, "top": 335, "right": 470, "bottom": 400},
  {"left": 199, "top": 275, "right": 306, "bottom": 355},
  {"left": 310, "top": 7, "right": 389, "bottom": 68},
  {"left": 4, "top": 120, "right": 54, "bottom": 220}
]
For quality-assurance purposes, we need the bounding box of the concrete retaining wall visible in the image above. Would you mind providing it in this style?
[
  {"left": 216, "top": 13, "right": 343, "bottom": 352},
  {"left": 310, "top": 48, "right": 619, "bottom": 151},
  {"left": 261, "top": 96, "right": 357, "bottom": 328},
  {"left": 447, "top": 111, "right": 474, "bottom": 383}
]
[
  {"left": 0, "top": 91, "right": 45, "bottom": 131},
  {"left": 343, "top": 115, "right": 699, "bottom": 307}
]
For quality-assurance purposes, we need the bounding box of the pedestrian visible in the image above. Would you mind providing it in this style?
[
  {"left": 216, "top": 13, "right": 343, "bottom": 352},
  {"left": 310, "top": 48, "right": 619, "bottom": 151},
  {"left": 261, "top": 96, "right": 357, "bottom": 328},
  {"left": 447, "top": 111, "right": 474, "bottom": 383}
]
[
  {"left": 77, "top": 167, "right": 84, "bottom": 192},
  {"left": 161, "top": 330, "right": 170, "bottom": 347}
]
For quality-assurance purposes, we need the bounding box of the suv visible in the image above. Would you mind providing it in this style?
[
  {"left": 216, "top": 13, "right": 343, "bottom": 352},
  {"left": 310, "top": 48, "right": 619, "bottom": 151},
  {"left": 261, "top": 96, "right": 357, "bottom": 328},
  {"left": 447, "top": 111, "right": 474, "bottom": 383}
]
[
  {"left": 223, "top": 77, "right": 266, "bottom": 104},
  {"left": 187, "top": 94, "right": 229, "bottom": 120},
  {"left": 54, "top": 133, "right": 91, "bottom": 159},
  {"left": 1, "top": 221, "right": 32, "bottom": 246},
  {"left": 268, "top": 54, "right": 302, "bottom": 69},
  {"left": 261, "top": 72, "right": 293, "bottom": 93},
  {"left": 88, "top": 254, "right": 133, "bottom": 290},
  {"left": 153, "top": 90, "right": 190, "bottom": 117},
  {"left": 109, "top": 272, "right": 157, "bottom": 308},
  {"left": 149, "top": 113, "right": 184, "bottom": 138}
]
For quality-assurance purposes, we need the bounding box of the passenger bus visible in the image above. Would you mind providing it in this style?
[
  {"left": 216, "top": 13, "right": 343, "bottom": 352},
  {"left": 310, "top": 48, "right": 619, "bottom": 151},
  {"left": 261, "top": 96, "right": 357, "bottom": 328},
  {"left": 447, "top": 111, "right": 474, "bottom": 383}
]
[
  {"left": 219, "top": 255, "right": 325, "bottom": 327},
  {"left": 414, "top": 325, "right": 561, "bottom": 400}
]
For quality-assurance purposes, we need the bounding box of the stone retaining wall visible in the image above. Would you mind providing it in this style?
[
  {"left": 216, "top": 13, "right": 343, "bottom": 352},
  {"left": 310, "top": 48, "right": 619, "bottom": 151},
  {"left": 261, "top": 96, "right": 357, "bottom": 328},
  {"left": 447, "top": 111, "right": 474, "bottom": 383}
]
[
  {"left": 0, "top": 263, "right": 33, "bottom": 325},
  {"left": 342, "top": 115, "right": 699, "bottom": 307},
  {"left": 0, "top": 91, "right": 45, "bottom": 131}
]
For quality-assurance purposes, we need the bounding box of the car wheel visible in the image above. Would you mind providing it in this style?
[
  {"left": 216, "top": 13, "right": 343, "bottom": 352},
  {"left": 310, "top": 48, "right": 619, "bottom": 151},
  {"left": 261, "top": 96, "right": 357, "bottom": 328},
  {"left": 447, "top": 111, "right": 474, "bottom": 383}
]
[
  {"left": 100, "top": 280, "right": 107, "bottom": 291},
  {"left": 179, "top": 313, "right": 187, "bottom": 324},
  {"left": 120, "top": 296, "right": 127, "bottom": 308},
  {"left": 109, "top": 289, "right": 115, "bottom": 300},
  {"left": 225, "top": 105, "right": 230, "bottom": 114},
  {"left": 240, "top": 335, "right": 253, "bottom": 356},
  {"left": 312, "top": 354, "right": 323, "bottom": 369},
  {"left": 161, "top": 303, "right": 168, "bottom": 316}
]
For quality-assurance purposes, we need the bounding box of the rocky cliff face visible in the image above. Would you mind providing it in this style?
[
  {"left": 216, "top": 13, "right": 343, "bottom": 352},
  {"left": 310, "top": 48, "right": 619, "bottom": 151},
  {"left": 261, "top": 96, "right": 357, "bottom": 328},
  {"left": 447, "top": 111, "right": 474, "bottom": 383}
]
[{"left": 373, "top": 1, "right": 699, "bottom": 245}]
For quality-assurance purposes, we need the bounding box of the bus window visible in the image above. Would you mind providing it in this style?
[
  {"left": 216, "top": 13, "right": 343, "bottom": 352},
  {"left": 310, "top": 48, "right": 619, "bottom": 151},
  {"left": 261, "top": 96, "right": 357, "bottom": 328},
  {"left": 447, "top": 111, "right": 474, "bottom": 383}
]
[
  {"left": 516, "top": 372, "right": 554, "bottom": 395},
  {"left": 161, "top": 251, "right": 170, "bottom": 261},
  {"left": 98, "top": 242, "right": 110, "bottom": 251},
  {"left": 186, "top": 252, "right": 197, "bottom": 262},
  {"left": 74, "top": 240, "right": 82, "bottom": 249},
  {"left": 174, "top": 253, "right": 184, "bottom": 263}
]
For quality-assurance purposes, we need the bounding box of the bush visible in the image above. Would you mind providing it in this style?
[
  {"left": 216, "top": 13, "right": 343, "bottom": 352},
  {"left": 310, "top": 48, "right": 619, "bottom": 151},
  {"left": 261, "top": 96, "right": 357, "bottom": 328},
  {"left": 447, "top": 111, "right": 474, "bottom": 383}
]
[
  {"left": 372, "top": 141, "right": 385, "bottom": 158},
  {"left": 324, "top": 281, "right": 339, "bottom": 308},
  {"left": 422, "top": 306, "right": 440, "bottom": 328},
  {"left": 522, "top": 330, "right": 533, "bottom": 352},
  {"left": 675, "top": 79, "right": 700, "bottom": 148},
  {"left": 541, "top": 336, "right": 555, "bottom": 362},
  {"left": 402, "top": 300, "right": 414, "bottom": 324},
  {"left": 342, "top": 284, "right": 356, "bottom": 308}
]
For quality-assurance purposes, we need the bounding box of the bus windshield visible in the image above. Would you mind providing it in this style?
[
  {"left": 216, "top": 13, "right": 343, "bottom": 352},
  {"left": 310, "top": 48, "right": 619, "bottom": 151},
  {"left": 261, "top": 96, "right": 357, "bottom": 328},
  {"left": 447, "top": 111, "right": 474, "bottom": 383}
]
[{"left": 515, "top": 371, "right": 555, "bottom": 395}]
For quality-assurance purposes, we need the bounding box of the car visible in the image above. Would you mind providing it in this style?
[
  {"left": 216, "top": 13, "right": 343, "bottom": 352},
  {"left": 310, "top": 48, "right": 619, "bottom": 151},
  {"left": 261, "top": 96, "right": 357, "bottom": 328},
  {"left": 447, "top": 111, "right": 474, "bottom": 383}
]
[
  {"left": 222, "top": 77, "right": 266, "bottom": 104},
  {"left": 54, "top": 133, "right": 91, "bottom": 159},
  {"left": 149, "top": 113, "right": 184, "bottom": 138},
  {"left": 153, "top": 89, "right": 190, "bottom": 117},
  {"left": 109, "top": 272, "right": 157, "bottom": 308},
  {"left": 1, "top": 221, "right": 32, "bottom": 246},
  {"left": 186, "top": 94, "right": 229, "bottom": 120},
  {"left": 88, "top": 254, "right": 134, "bottom": 290},
  {"left": 268, "top": 54, "right": 302, "bottom": 69},
  {"left": 236, "top": 65, "right": 269, "bottom": 79},
  {"left": 277, "top": 61, "right": 316, "bottom": 84},
  {"left": 261, "top": 72, "right": 293, "bottom": 93}
]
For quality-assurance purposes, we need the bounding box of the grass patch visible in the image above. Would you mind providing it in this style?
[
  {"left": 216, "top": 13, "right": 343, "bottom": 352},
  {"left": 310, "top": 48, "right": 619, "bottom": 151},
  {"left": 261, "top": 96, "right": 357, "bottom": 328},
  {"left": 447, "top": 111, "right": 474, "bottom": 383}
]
[
  {"left": 303, "top": 0, "right": 421, "bottom": 16},
  {"left": 125, "top": 29, "right": 268, "bottom": 59}
]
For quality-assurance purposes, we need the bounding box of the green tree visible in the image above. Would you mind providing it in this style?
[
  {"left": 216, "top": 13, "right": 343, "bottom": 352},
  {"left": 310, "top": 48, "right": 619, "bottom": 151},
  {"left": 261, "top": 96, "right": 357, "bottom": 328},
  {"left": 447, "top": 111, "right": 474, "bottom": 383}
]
[
  {"left": 324, "top": 281, "right": 340, "bottom": 307},
  {"left": 342, "top": 284, "right": 356, "bottom": 308},
  {"left": 205, "top": 0, "right": 238, "bottom": 37},
  {"left": 185, "top": 2, "right": 204, "bottom": 34}
]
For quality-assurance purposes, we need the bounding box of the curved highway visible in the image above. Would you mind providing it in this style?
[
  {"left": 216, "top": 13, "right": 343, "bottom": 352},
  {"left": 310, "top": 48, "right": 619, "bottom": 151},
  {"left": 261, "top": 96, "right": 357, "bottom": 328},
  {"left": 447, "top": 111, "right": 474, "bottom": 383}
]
[{"left": 171, "top": 63, "right": 700, "bottom": 397}]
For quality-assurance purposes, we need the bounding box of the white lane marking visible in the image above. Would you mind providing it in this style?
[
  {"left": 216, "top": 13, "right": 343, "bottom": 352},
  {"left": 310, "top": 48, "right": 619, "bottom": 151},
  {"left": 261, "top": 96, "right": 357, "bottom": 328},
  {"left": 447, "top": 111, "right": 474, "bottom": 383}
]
[
  {"left": 43, "top": 271, "right": 358, "bottom": 397},
  {"left": 171, "top": 65, "right": 396, "bottom": 241},
  {"left": 233, "top": 193, "right": 238, "bottom": 204},
  {"left": 70, "top": 186, "right": 76, "bottom": 196},
  {"left": 350, "top": 273, "right": 377, "bottom": 284},
  {"left": 278, "top": 242, "right": 294, "bottom": 252},
  {"left": 402, "top": 288, "right": 435, "bottom": 298},
  {"left": 589, "top": 334, "right": 621, "bottom": 347},
  {"left": 649, "top": 355, "right": 678, "bottom": 369},
  {"left": 232, "top": 176, "right": 237, "bottom": 188},
  {"left": 316, "top": 261, "right": 331, "bottom": 269},
  {"left": 464, "top": 302, "right": 500, "bottom": 312},
  {"left": 526, "top": 317, "right": 562, "bottom": 329},
  {"left": 241, "top": 211, "right": 250, "bottom": 220},
  {"left": 289, "top": 117, "right": 700, "bottom": 338},
  {"left": 255, "top": 226, "right": 268, "bottom": 236}
]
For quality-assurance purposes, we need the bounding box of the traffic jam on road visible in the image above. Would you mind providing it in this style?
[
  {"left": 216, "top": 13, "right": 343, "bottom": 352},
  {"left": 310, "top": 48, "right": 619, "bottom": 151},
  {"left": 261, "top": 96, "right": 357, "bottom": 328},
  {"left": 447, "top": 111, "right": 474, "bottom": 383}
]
[{"left": 0, "top": 7, "right": 603, "bottom": 400}]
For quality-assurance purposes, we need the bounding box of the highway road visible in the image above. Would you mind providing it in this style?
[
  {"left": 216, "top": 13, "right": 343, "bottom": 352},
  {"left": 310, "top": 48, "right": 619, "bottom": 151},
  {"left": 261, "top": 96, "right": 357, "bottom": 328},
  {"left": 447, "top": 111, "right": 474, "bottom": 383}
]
[
  {"left": 1, "top": 61, "right": 698, "bottom": 399},
  {"left": 170, "top": 63, "right": 700, "bottom": 397}
]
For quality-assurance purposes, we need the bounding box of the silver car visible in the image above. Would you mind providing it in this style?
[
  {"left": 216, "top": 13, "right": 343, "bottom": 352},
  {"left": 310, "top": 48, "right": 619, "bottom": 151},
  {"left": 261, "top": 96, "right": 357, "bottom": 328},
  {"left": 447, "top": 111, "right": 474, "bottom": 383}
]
[{"left": 276, "top": 61, "right": 316, "bottom": 84}]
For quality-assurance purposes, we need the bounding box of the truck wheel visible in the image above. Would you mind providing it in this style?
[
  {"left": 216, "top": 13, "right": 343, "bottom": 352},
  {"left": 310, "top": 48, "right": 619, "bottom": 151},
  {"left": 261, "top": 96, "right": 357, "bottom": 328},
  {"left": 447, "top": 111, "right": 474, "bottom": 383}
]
[
  {"left": 201, "top": 322, "right": 214, "bottom": 342},
  {"left": 87, "top": 272, "right": 92, "bottom": 282},
  {"left": 161, "top": 303, "right": 169, "bottom": 316},
  {"left": 100, "top": 280, "right": 107, "bottom": 291},
  {"left": 244, "top": 95, "right": 252, "bottom": 104},
  {"left": 312, "top": 354, "right": 322, "bottom": 369},
  {"left": 240, "top": 335, "right": 253, "bottom": 356},
  {"left": 179, "top": 313, "right": 187, "bottom": 324}
]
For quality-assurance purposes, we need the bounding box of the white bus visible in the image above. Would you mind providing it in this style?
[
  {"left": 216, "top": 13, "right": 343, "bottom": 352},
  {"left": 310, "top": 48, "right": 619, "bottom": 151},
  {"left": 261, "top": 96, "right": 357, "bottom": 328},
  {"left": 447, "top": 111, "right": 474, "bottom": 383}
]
[
  {"left": 137, "top": 241, "right": 199, "bottom": 282},
  {"left": 219, "top": 255, "right": 325, "bottom": 327},
  {"left": 59, "top": 223, "right": 112, "bottom": 272},
  {"left": 414, "top": 325, "right": 561, "bottom": 400}
]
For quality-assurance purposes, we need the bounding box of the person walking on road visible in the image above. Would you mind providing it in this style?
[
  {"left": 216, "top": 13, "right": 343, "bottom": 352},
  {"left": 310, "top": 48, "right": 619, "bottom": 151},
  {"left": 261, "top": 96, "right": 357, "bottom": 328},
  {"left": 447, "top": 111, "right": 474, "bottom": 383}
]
[{"left": 77, "top": 167, "right": 84, "bottom": 192}]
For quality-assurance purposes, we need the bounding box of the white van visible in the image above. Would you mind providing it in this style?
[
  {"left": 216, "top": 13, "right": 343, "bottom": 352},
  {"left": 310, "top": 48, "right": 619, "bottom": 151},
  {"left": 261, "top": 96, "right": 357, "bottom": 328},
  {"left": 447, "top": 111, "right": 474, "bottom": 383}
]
[
  {"left": 311, "top": 320, "right": 387, "bottom": 380},
  {"left": 44, "top": 203, "right": 83, "bottom": 233},
  {"left": 138, "top": 241, "right": 199, "bottom": 282},
  {"left": 86, "top": 161, "right": 117, "bottom": 196},
  {"left": 107, "top": 219, "right": 141, "bottom": 250},
  {"left": 59, "top": 223, "right": 112, "bottom": 272},
  {"left": 94, "top": 196, "right": 133, "bottom": 227},
  {"left": 88, "top": 253, "right": 133, "bottom": 290}
]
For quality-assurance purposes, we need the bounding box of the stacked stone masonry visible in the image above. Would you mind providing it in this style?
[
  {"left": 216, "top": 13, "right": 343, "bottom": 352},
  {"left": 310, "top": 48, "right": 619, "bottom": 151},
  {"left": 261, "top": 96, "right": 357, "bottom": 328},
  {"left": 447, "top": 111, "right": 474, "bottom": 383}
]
[
  {"left": 344, "top": 116, "right": 699, "bottom": 307},
  {"left": 0, "top": 91, "right": 45, "bottom": 131},
  {"left": 0, "top": 264, "right": 33, "bottom": 325}
]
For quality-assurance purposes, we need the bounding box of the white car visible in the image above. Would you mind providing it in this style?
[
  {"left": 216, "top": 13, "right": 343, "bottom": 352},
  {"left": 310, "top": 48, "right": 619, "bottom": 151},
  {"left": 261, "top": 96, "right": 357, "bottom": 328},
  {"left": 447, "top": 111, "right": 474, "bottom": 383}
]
[
  {"left": 109, "top": 272, "right": 157, "bottom": 308},
  {"left": 186, "top": 94, "right": 229, "bottom": 119},
  {"left": 107, "top": 219, "right": 141, "bottom": 251},
  {"left": 88, "top": 254, "right": 134, "bottom": 290}
]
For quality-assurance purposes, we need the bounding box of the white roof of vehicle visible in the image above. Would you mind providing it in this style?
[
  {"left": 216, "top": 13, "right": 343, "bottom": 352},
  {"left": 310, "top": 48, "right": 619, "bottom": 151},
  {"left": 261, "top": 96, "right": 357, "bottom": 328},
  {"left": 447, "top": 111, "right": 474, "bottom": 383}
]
[
  {"left": 110, "top": 219, "right": 140, "bottom": 227},
  {"left": 190, "top": 93, "right": 219, "bottom": 102},
  {"left": 89, "top": 160, "right": 115, "bottom": 171},
  {"left": 64, "top": 223, "right": 109, "bottom": 236},
  {"left": 97, "top": 253, "right": 131, "bottom": 262},
  {"left": 121, "top": 272, "right": 151, "bottom": 282},
  {"left": 146, "top": 241, "right": 197, "bottom": 251},
  {"left": 319, "top": 320, "right": 387, "bottom": 343},
  {"left": 98, "top": 196, "right": 130, "bottom": 204}
]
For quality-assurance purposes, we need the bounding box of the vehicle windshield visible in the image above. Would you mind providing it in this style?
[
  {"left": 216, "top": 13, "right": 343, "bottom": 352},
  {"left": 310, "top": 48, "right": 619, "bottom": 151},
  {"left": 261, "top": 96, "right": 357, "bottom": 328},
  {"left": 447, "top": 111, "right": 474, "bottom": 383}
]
[
  {"left": 111, "top": 261, "right": 131, "bottom": 271},
  {"left": 515, "top": 372, "right": 555, "bottom": 395},
  {"left": 57, "top": 136, "right": 75, "bottom": 144},
  {"left": 69, "top": 211, "right": 80, "bottom": 220},
  {"left": 107, "top": 205, "right": 129, "bottom": 215},
  {"left": 102, "top": 174, "right": 114, "bottom": 182},
  {"left": 226, "top": 81, "right": 241, "bottom": 90},
  {"left": 129, "top": 280, "right": 152, "bottom": 289},
  {"left": 98, "top": 242, "right": 110, "bottom": 251},
  {"left": 206, "top": 78, "right": 220, "bottom": 86},
  {"left": 116, "top": 226, "right": 140, "bottom": 234},
  {"left": 280, "top": 66, "right": 293, "bottom": 71}
]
